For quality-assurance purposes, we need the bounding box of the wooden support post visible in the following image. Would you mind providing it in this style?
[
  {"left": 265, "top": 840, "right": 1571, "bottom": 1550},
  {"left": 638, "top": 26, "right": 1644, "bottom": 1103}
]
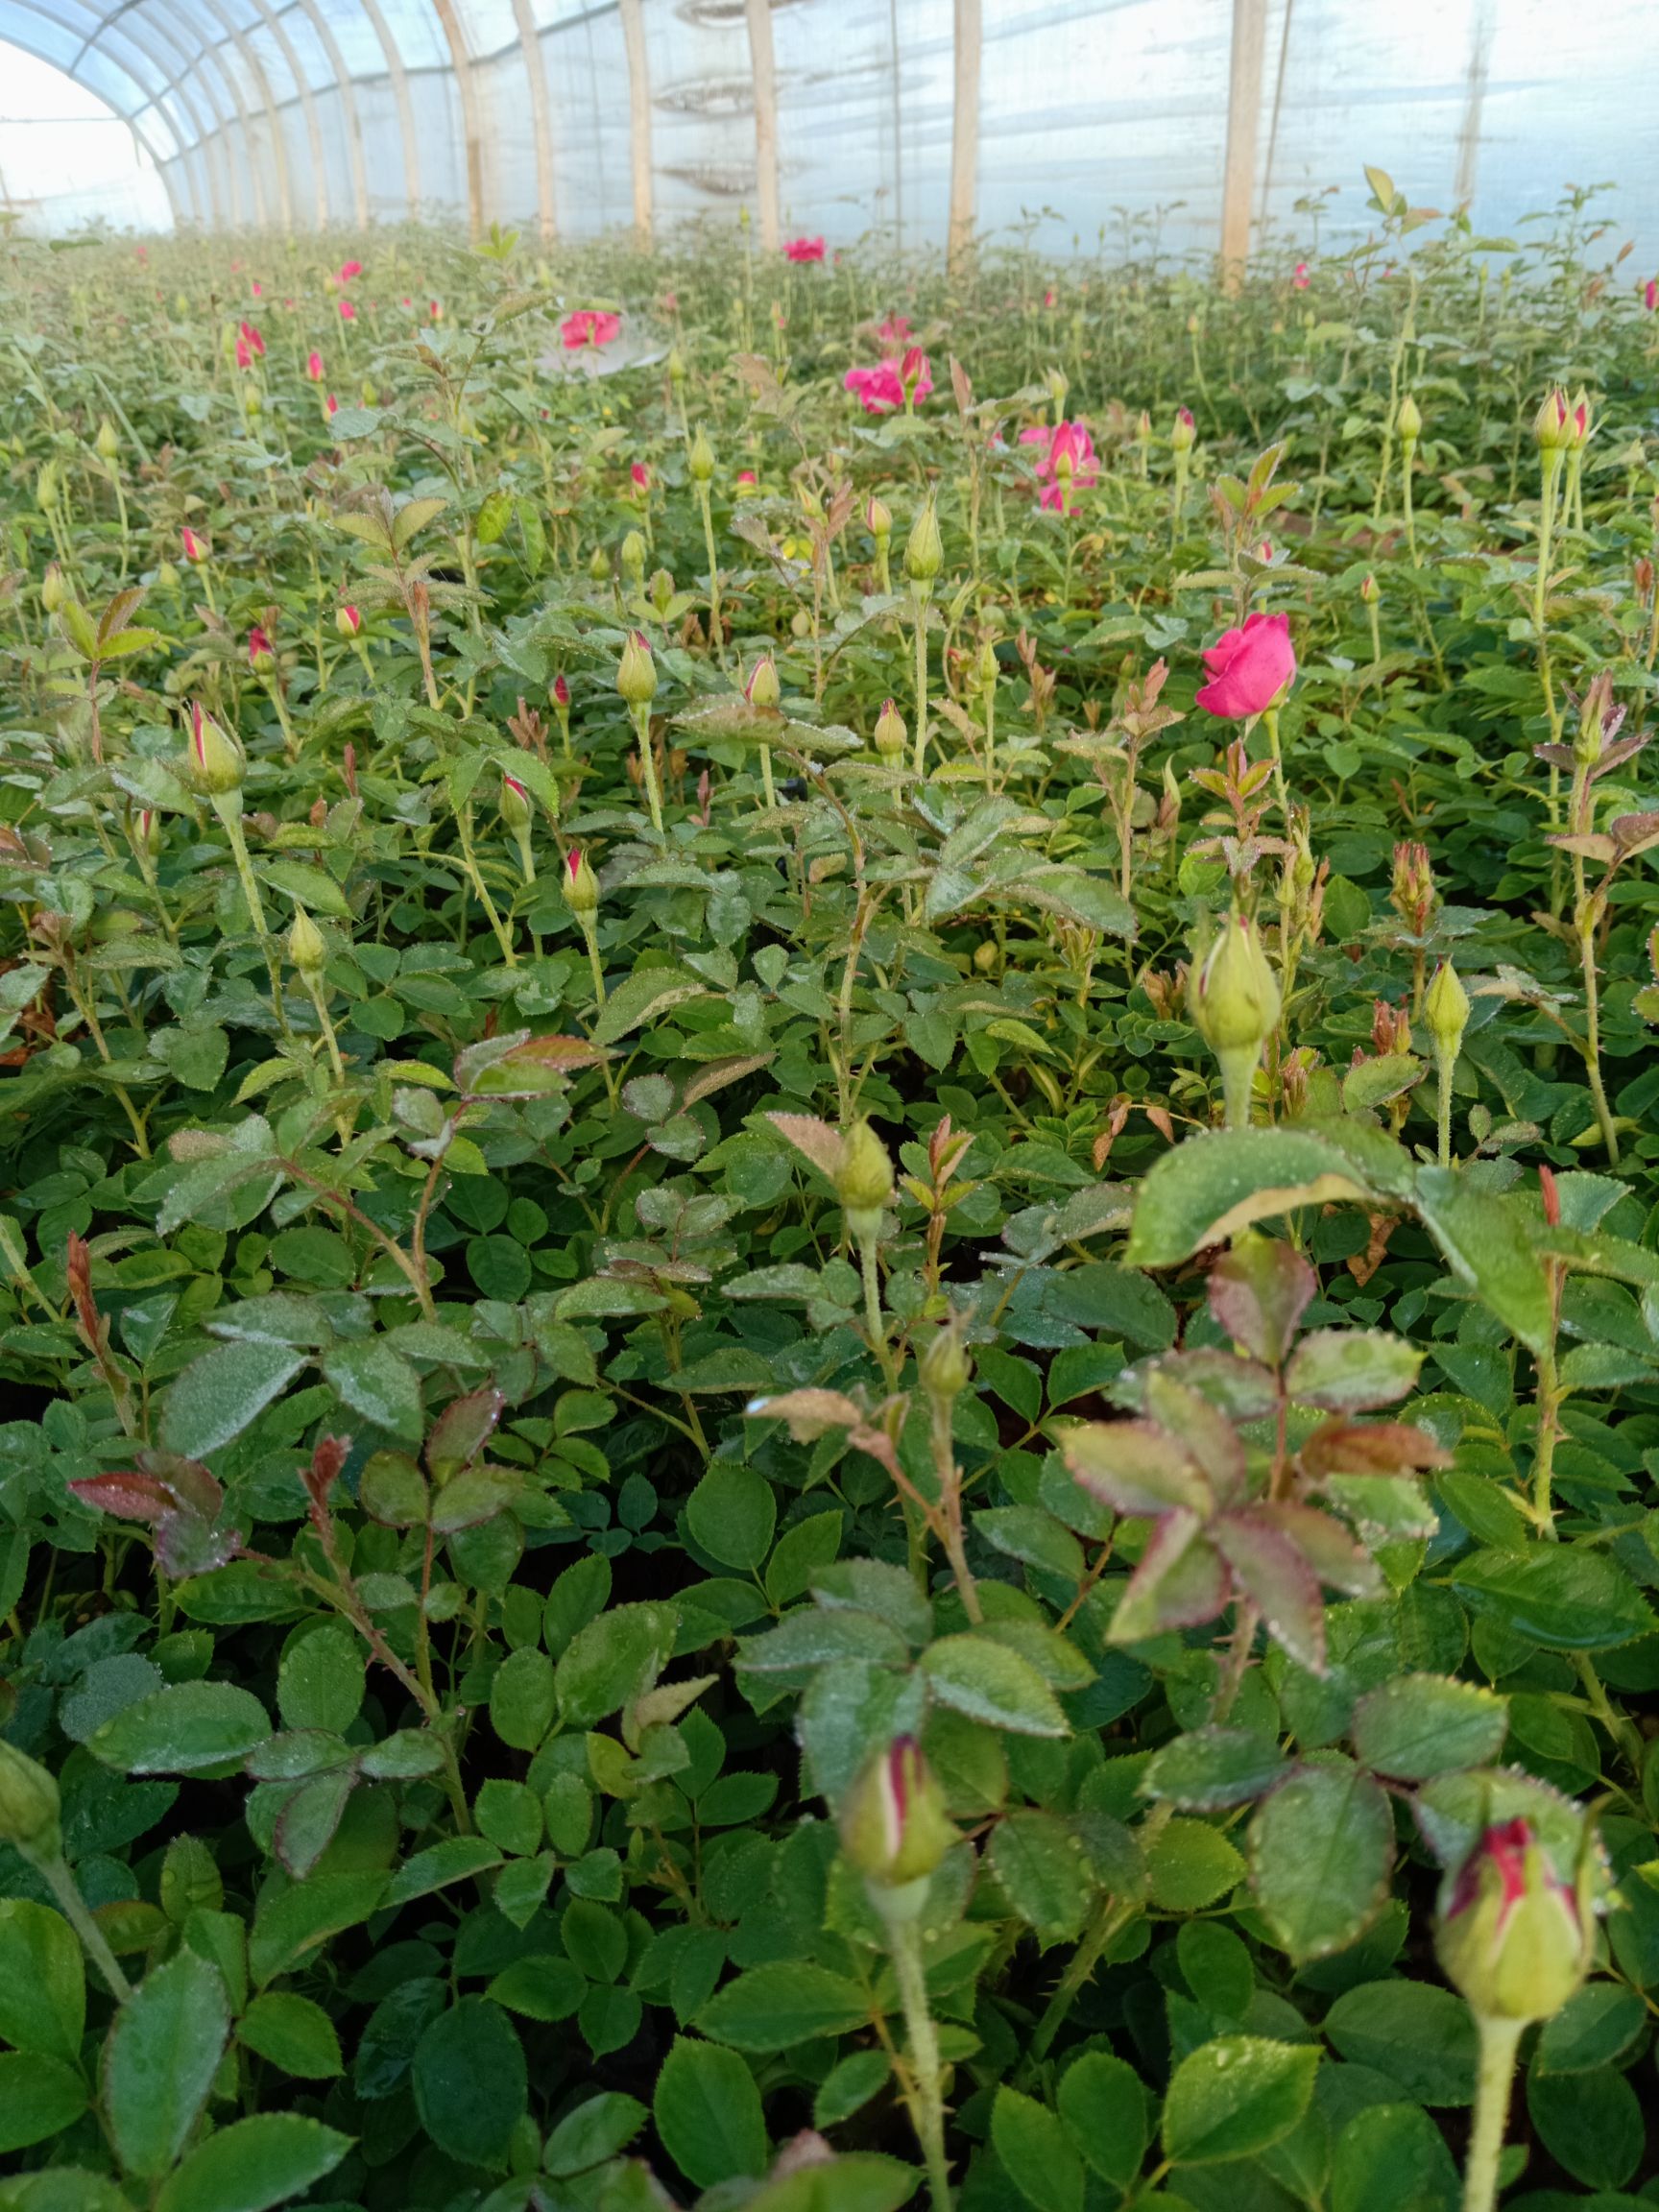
[
  {"left": 1219, "top": 0, "right": 1268, "bottom": 288},
  {"left": 431, "top": 0, "right": 486, "bottom": 239},
  {"left": 513, "top": 0, "right": 558, "bottom": 241},
  {"left": 746, "top": 0, "right": 780, "bottom": 253},
  {"left": 619, "top": 0, "right": 653, "bottom": 242},
  {"left": 948, "top": 0, "right": 979, "bottom": 274}
]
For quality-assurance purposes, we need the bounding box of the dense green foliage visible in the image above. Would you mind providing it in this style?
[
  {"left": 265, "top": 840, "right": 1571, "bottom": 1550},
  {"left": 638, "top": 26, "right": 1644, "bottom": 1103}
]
[{"left": 2, "top": 173, "right": 1659, "bottom": 2212}]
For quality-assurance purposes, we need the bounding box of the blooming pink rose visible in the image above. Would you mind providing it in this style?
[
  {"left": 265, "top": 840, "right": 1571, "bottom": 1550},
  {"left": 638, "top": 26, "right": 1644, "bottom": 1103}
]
[
  {"left": 1196, "top": 612, "right": 1296, "bottom": 718},
  {"left": 783, "top": 236, "right": 826, "bottom": 262},
  {"left": 339, "top": 259, "right": 363, "bottom": 282},
  {"left": 1020, "top": 420, "right": 1099, "bottom": 511},
  {"left": 562, "top": 309, "right": 621, "bottom": 349},
  {"left": 1292, "top": 261, "right": 1310, "bottom": 289},
  {"left": 845, "top": 363, "right": 902, "bottom": 415}
]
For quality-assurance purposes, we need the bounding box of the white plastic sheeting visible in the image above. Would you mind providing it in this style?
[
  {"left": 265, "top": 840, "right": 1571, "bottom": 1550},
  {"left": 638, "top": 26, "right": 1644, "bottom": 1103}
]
[{"left": 1, "top": 0, "right": 1657, "bottom": 262}]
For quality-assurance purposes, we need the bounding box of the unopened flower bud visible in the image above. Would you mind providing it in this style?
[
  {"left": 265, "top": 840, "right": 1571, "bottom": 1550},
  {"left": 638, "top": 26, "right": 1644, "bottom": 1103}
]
[
  {"left": 563, "top": 847, "right": 600, "bottom": 917},
  {"left": 866, "top": 493, "right": 892, "bottom": 541},
  {"left": 180, "top": 526, "right": 206, "bottom": 564},
  {"left": 841, "top": 1737, "right": 957, "bottom": 1891},
  {"left": 688, "top": 427, "right": 715, "bottom": 484},
  {"left": 552, "top": 672, "right": 570, "bottom": 710},
  {"left": 620, "top": 530, "right": 646, "bottom": 584},
  {"left": 1534, "top": 387, "right": 1572, "bottom": 451},
  {"left": 589, "top": 544, "right": 612, "bottom": 585},
  {"left": 616, "top": 631, "right": 657, "bottom": 708},
  {"left": 666, "top": 345, "right": 685, "bottom": 386},
  {"left": 95, "top": 418, "right": 120, "bottom": 464},
  {"left": 1435, "top": 1817, "right": 1594, "bottom": 2024},
  {"left": 248, "top": 626, "right": 276, "bottom": 673},
  {"left": 1192, "top": 913, "right": 1281, "bottom": 1129},
  {"left": 744, "top": 654, "right": 781, "bottom": 712},
  {"left": 336, "top": 603, "right": 362, "bottom": 638},
  {"left": 500, "top": 773, "right": 532, "bottom": 831},
  {"left": 1424, "top": 960, "right": 1471, "bottom": 1063},
  {"left": 920, "top": 1320, "right": 972, "bottom": 1402},
  {"left": 904, "top": 500, "right": 943, "bottom": 589},
  {"left": 134, "top": 808, "right": 160, "bottom": 855},
  {"left": 835, "top": 1118, "right": 894, "bottom": 1240},
  {"left": 873, "top": 697, "right": 907, "bottom": 760},
  {"left": 0, "top": 1740, "right": 61, "bottom": 1865},
  {"left": 287, "top": 906, "right": 326, "bottom": 976},
  {"left": 184, "top": 703, "right": 244, "bottom": 796},
  {"left": 1359, "top": 571, "right": 1379, "bottom": 604},
  {"left": 40, "top": 563, "right": 66, "bottom": 614},
  {"left": 1395, "top": 393, "right": 1422, "bottom": 445},
  {"left": 1171, "top": 406, "right": 1196, "bottom": 454},
  {"left": 1568, "top": 389, "right": 1592, "bottom": 451}
]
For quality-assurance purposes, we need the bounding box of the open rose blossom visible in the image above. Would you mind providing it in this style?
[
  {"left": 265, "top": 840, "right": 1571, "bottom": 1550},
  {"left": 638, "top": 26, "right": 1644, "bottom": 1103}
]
[
  {"left": 783, "top": 236, "right": 826, "bottom": 263},
  {"left": 845, "top": 353, "right": 933, "bottom": 416},
  {"left": 876, "top": 313, "right": 912, "bottom": 347},
  {"left": 562, "top": 309, "right": 621, "bottom": 350},
  {"left": 1196, "top": 612, "right": 1296, "bottom": 718},
  {"left": 1020, "top": 420, "right": 1099, "bottom": 512},
  {"left": 338, "top": 259, "right": 362, "bottom": 283}
]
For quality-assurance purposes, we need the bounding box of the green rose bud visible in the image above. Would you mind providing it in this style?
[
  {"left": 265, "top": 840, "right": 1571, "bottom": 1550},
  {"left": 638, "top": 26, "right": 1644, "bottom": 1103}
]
[
  {"left": 183, "top": 703, "right": 245, "bottom": 796},
  {"left": 840, "top": 1736, "right": 957, "bottom": 1892},
  {"left": 287, "top": 906, "right": 326, "bottom": 977},
  {"left": 589, "top": 543, "right": 612, "bottom": 584},
  {"left": 920, "top": 1318, "right": 972, "bottom": 1402},
  {"left": 1424, "top": 959, "right": 1470, "bottom": 1061},
  {"left": 688, "top": 427, "right": 715, "bottom": 484},
  {"left": 744, "top": 654, "right": 781, "bottom": 712},
  {"left": 499, "top": 772, "right": 533, "bottom": 833},
  {"left": 40, "top": 563, "right": 66, "bottom": 614},
  {"left": 1192, "top": 912, "right": 1281, "bottom": 1130},
  {"left": 616, "top": 631, "right": 658, "bottom": 709},
  {"left": 1533, "top": 387, "right": 1572, "bottom": 451},
  {"left": 1435, "top": 1817, "right": 1594, "bottom": 2024},
  {"left": 620, "top": 530, "right": 647, "bottom": 584},
  {"left": 1395, "top": 392, "right": 1422, "bottom": 444},
  {"left": 835, "top": 1118, "right": 894, "bottom": 1243},
  {"left": 873, "top": 698, "right": 907, "bottom": 760},
  {"left": 563, "top": 847, "right": 601, "bottom": 917},
  {"left": 904, "top": 499, "right": 943, "bottom": 589},
  {"left": 94, "top": 418, "right": 120, "bottom": 464},
  {"left": 0, "top": 1738, "right": 61, "bottom": 1864}
]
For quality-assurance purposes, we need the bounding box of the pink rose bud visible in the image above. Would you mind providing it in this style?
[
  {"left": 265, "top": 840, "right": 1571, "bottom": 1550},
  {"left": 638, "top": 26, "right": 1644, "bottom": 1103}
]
[
  {"left": 552, "top": 673, "right": 570, "bottom": 708},
  {"left": 305, "top": 350, "right": 325, "bottom": 382},
  {"left": 1646, "top": 277, "right": 1658, "bottom": 312},
  {"left": 564, "top": 847, "right": 600, "bottom": 916},
  {"left": 180, "top": 527, "right": 206, "bottom": 564},
  {"left": 336, "top": 604, "right": 361, "bottom": 637},
  {"left": 326, "top": 395, "right": 338, "bottom": 418},
  {"left": 339, "top": 300, "right": 356, "bottom": 322},
  {"left": 248, "top": 626, "right": 275, "bottom": 671},
  {"left": 185, "top": 702, "right": 244, "bottom": 795},
  {"left": 234, "top": 336, "right": 253, "bottom": 371},
  {"left": 1293, "top": 261, "right": 1310, "bottom": 288},
  {"left": 631, "top": 462, "right": 650, "bottom": 493},
  {"left": 1435, "top": 1817, "right": 1594, "bottom": 2024},
  {"left": 839, "top": 1736, "right": 957, "bottom": 1889},
  {"left": 1195, "top": 612, "right": 1296, "bottom": 719},
  {"left": 239, "top": 320, "right": 265, "bottom": 356}
]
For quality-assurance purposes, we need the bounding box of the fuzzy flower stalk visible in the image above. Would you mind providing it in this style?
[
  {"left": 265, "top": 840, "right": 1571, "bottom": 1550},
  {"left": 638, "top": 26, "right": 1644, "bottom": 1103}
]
[
  {"left": 840, "top": 1739, "right": 958, "bottom": 2212},
  {"left": 835, "top": 1119, "right": 896, "bottom": 1385},
  {"left": 1437, "top": 1817, "right": 1597, "bottom": 2212},
  {"left": 905, "top": 500, "right": 943, "bottom": 776},
  {"left": 0, "top": 1739, "right": 131, "bottom": 2000}
]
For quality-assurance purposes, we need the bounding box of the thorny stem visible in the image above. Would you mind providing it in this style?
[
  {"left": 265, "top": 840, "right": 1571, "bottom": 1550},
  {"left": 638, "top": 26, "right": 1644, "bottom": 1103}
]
[
  {"left": 912, "top": 601, "right": 930, "bottom": 777},
  {"left": 878, "top": 1893, "right": 953, "bottom": 2212},
  {"left": 927, "top": 1395, "right": 982, "bottom": 1624},
  {"left": 36, "top": 1852, "right": 132, "bottom": 2002},
  {"left": 1028, "top": 1803, "right": 1173, "bottom": 2068},
  {"left": 1461, "top": 2015, "right": 1525, "bottom": 2212},
  {"left": 633, "top": 702, "right": 664, "bottom": 837}
]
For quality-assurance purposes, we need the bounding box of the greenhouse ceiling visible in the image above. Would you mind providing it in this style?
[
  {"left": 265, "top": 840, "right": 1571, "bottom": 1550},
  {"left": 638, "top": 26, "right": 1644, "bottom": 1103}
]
[{"left": 3, "top": 0, "right": 1657, "bottom": 257}]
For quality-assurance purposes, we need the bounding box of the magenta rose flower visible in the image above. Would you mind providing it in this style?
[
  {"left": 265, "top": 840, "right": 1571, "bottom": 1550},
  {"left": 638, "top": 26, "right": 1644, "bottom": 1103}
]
[{"left": 1196, "top": 612, "right": 1296, "bottom": 718}]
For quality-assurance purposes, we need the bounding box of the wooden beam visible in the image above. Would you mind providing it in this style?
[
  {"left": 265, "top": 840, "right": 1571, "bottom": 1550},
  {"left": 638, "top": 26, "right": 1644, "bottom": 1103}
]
[
  {"left": 1219, "top": 0, "right": 1267, "bottom": 285},
  {"left": 430, "top": 0, "right": 486, "bottom": 239},
  {"left": 619, "top": 0, "right": 653, "bottom": 242},
  {"left": 512, "top": 0, "right": 558, "bottom": 241},
  {"left": 746, "top": 0, "right": 780, "bottom": 254},
  {"left": 948, "top": 0, "right": 979, "bottom": 274}
]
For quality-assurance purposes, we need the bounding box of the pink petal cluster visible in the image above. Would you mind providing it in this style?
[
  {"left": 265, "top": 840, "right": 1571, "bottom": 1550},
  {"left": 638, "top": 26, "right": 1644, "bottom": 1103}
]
[
  {"left": 876, "top": 314, "right": 912, "bottom": 346},
  {"left": 1292, "top": 261, "right": 1310, "bottom": 289},
  {"left": 339, "top": 299, "right": 357, "bottom": 322},
  {"left": 1020, "top": 420, "right": 1099, "bottom": 512},
  {"left": 844, "top": 349, "right": 933, "bottom": 416},
  {"left": 562, "top": 309, "right": 621, "bottom": 350},
  {"left": 1646, "top": 277, "right": 1658, "bottom": 312},
  {"left": 783, "top": 236, "right": 826, "bottom": 263},
  {"left": 339, "top": 259, "right": 363, "bottom": 283},
  {"left": 305, "top": 349, "right": 325, "bottom": 382},
  {"left": 1196, "top": 611, "right": 1296, "bottom": 718}
]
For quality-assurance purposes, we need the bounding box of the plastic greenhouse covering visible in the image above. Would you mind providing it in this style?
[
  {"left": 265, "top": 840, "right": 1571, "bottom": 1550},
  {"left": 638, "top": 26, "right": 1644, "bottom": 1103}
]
[{"left": 2, "top": 0, "right": 1659, "bottom": 258}]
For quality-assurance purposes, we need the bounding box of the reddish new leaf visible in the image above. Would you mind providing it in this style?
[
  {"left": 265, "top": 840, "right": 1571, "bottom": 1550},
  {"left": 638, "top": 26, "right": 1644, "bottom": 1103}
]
[{"left": 1211, "top": 1509, "right": 1327, "bottom": 1674}]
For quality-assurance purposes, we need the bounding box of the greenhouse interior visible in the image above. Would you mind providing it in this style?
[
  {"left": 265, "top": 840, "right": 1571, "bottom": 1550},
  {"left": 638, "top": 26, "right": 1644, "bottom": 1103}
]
[{"left": 5, "top": 0, "right": 1659, "bottom": 2208}]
